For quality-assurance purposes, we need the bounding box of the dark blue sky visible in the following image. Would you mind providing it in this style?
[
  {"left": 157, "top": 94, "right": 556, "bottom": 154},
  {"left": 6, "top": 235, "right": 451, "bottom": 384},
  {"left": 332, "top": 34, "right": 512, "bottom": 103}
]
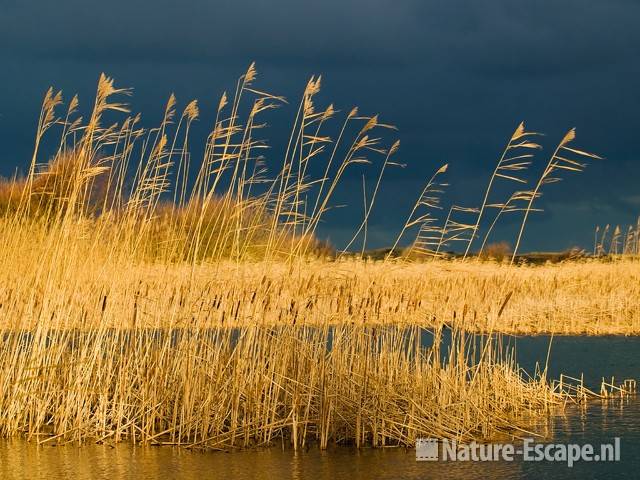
[{"left": 1, "top": 0, "right": 638, "bottom": 251}]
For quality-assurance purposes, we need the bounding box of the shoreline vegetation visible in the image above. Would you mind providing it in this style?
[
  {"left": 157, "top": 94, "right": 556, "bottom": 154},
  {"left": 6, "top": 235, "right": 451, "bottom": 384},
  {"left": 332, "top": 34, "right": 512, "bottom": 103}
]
[{"left": 0, "top": 65, "right": 637, "bottom": 449}]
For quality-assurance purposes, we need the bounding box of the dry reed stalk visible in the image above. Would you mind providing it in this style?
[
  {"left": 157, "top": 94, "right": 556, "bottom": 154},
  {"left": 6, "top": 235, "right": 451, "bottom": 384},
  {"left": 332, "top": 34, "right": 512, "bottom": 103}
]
[
  {"left": 463, "top": 123, "right": 540, "bottom": 259},
  {"left": 0, "top": 321, "right": 562, "bottom": 448},
  {"left": 511, "top": 129, "right": 601, "bottom": 263}
]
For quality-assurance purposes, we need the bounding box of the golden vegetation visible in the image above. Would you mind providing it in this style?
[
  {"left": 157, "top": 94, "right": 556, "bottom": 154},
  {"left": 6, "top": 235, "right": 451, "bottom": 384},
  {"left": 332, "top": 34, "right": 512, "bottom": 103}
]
[
  {"left": 594, "top": 218, "right": 640, "bottom": 256},
  {"left": 0, "top": 65, "right": 634, "bottom": 450},
  {"left": 2, "top": 240, "right": 637, "bottom": 334},
  {"left": 0, "top": 320, "right": 559, "bottom": 449}
]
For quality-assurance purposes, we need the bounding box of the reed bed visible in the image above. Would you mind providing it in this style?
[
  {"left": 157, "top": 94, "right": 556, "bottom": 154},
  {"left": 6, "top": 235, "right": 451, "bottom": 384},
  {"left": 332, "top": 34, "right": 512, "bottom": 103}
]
[
  {"left": 0, "top": 230, "right": 634, "bottom": 448},
  {"left": 1, "top": 224, "right": 636, "bottom": 335},
  {"left": 0, "top": 66, "right": 633, "bottom": 451},
  {"left": 0, "top": 226, "right": 635, "bottom": 447},
  {"left": 0, "top": 322, "right": 560, "bottom": 449}
]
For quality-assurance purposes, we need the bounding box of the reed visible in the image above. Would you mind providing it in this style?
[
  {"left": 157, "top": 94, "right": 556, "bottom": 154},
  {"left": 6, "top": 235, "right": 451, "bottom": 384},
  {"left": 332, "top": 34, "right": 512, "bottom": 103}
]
[
  {"left": 463, "top": 123, "right": 540, "bottom": 259},
  {"left": 510, "top": 129, "right": 601, "bottom": 263},
  {"left": 2, "top": 233, "right": 636, "bottom": 334},
  {"left": 0, "top": 66, "right": 631, "bottom": 452},
  {"left": 0, "top": 321, "right": 562, "bottom": 449},
  {"left": 594, "top": 218, "right": 640, "bottom": 257}
]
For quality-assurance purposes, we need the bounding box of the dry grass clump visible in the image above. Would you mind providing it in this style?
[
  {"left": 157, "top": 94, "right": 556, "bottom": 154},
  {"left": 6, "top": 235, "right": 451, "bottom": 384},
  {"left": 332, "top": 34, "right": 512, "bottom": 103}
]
[
  {"left": 0, "top": 177, "right": 22, "bottom": 216},
  {"left": 141, "top": 199, "right": 334, "bottom": 262},
  {"left": 479, "top": 241, "right": 512, "bottom": 262},
  {"left": 0, "top": 323, "right": 557, "bottom": 449},
  {"left": 0, "top": 150, "right": 114, "bottom": 218},
  {"left": 142, "top": 199, "right": 278, "bottom": 262}
]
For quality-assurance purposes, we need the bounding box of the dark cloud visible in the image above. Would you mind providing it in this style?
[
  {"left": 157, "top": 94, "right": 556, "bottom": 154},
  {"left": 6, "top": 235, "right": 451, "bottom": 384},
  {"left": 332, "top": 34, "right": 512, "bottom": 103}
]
[{"left": 1, "top": 0, "right": 638, "bottom": 251}]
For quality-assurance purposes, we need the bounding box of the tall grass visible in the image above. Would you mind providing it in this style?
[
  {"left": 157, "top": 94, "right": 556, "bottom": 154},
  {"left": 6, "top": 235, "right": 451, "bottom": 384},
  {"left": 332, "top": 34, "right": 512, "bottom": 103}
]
[
  {"left": 1, "top": 67, "right": 398, "bottom": 263},
  {"left": 510, "top": 129, "right": 601, "bottom": 263},
  {"left": 0, "top": 322, "right": 559, "bottom": 449},
  {"left": 463, "top": 123, "right": 540, "bottom": 259},
  {"left": 0, "top": 66, "right": 628, "bottom": 451},
  {"left": 594, "top": 217, "right": 640, "bottom": 257}
]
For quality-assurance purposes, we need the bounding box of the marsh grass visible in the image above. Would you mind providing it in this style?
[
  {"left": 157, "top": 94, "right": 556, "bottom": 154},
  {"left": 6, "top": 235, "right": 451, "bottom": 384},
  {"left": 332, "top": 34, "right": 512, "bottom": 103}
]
[
  {"left": 0, "top": 66, "right": 632, "bottom": 451},
  {"left": 0, "top": 323, "right": 560, "bottom": 449},
  {"left": 595, "top": 217, "right": 640, "bottom": 257}
]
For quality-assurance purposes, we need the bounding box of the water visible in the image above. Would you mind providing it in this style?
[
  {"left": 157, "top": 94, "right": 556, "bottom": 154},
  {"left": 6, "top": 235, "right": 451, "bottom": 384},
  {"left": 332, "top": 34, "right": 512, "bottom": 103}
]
[{"left": 1, "top": 335, "right": 639, "bottom": 479}]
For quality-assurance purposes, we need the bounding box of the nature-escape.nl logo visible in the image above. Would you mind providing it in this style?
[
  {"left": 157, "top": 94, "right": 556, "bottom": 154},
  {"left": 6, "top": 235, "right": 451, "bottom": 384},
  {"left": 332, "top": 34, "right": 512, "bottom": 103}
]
[{"left": 416, "top": 438, "right": 621, "bottom": 468}]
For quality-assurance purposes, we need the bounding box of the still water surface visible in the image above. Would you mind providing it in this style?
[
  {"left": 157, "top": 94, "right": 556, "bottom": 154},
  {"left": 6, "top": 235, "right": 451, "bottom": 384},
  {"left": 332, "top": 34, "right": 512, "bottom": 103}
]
[{"left": 1, "top": 335, "right": 638, "bottom": 479}]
